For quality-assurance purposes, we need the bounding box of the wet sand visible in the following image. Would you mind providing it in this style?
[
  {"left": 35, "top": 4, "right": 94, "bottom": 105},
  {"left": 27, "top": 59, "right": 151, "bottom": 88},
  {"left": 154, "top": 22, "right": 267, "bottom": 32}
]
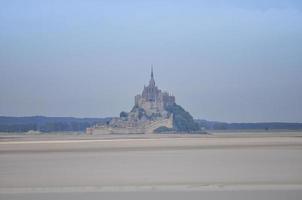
[{"left": 1, "top": 133, "right": 302, "bottom": 199}]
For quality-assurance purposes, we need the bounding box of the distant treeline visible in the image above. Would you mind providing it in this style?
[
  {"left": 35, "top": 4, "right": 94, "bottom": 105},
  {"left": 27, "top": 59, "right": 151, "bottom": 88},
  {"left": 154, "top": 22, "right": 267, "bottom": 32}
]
[
  {"left": 196, "top": 120, "right": 302, "bottom": 130},
  {"left": 0, "top": 116, "right": 302, "bottom": 133},
  {"left": 0, "top": 116, "right": 111, "bottom": 132}
]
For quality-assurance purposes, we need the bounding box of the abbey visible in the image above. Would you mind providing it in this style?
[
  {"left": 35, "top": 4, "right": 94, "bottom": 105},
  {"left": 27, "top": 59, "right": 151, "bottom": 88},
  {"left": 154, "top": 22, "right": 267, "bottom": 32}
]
[
  {"left": 88, "top": 67, "right": 199, "bottom": 134},
  {"left": 134, "top": 67, "right": 175, "bottom": 119}
]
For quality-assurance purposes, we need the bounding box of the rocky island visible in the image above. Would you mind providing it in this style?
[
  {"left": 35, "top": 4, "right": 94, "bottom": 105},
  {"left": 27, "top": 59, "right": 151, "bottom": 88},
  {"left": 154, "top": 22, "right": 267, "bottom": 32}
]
[{"left": 88, "top": 68, "right": 199, "bottom": 134}]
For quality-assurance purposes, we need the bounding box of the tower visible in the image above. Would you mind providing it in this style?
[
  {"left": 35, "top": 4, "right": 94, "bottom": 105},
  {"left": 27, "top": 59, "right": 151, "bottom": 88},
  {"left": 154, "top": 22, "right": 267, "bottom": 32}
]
[{"left": 149, "top": 65, "right": 155, "bottom": 87}]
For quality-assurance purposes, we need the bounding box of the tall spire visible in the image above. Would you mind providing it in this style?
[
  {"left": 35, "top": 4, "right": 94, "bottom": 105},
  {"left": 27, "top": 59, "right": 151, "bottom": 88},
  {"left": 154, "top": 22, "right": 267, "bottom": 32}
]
[{"left": 149, "top": 64, "right": 155, "bottom": 87}]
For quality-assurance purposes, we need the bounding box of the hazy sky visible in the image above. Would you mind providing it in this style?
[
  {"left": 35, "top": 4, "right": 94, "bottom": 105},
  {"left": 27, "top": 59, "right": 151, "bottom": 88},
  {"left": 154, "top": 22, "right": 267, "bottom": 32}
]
[{"left": 1, "top": 0, "right": 302, "bottom": 122}]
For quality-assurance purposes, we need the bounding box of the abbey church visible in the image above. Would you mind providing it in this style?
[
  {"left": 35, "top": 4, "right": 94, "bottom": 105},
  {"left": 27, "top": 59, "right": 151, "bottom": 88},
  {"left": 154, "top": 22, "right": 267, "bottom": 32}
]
[
  {"left": 88, "top": 68, "right": 199, "bottom": 134},
  {"left": 135, "top": 67, "right": 175, "bottom": 118}
]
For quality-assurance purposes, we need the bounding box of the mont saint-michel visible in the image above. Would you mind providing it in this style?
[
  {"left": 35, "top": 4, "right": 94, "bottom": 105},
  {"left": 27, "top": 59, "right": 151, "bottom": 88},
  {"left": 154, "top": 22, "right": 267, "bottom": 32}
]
[{"left": 88, "top": 68, "right": 199, "bottom": 134}]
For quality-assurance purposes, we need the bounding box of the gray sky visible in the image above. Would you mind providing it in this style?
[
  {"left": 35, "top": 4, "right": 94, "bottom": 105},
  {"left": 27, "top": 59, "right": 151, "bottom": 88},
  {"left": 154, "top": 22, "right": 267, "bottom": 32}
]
[{"left": 1, "top": 0, "right": 302, "bottom": 122}]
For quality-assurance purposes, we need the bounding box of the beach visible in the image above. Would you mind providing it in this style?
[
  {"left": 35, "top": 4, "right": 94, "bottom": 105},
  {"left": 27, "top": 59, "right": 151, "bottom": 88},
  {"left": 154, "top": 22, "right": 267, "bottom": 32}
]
[{"left": 1, "top": 132, "right": 302, "bottom": 199}]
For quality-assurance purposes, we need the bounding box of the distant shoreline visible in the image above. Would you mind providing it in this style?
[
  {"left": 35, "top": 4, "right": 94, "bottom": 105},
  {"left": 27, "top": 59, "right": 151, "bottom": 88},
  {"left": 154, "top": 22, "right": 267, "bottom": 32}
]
[{"left": 1, "top": 116, "right": 302, "bottom": 133}]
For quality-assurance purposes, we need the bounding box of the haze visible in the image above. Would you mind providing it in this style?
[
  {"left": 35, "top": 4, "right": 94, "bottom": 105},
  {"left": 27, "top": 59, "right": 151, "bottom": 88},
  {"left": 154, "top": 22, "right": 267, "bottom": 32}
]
[{"left": 0, "top": 0, "right": 302, "bottom": 122}]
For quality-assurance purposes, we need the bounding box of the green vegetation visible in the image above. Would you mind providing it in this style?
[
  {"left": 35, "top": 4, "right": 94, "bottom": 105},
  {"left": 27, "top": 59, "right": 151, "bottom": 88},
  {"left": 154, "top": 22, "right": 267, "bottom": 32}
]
[
  {"left": 0, "top": 116, "right": 110, "bottom": 132},
  {"left": 120, "top": 111, "right": 128, "bottom": 118},
  {"left": 166, "top": 103, "right": 200, "bottom": 132}
]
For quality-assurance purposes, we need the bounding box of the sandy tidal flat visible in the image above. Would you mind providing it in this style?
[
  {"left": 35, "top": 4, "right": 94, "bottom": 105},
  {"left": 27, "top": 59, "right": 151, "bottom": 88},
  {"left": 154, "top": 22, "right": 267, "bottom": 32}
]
[{"left": 0, "top": 133, "right": 302, "bottom": 200}]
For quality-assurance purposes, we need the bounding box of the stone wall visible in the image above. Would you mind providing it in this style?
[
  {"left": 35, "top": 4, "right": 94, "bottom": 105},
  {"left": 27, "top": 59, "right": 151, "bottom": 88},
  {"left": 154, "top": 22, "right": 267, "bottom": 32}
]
[{"left": 90, "top": 115, "right": 173, "bottom": 135}]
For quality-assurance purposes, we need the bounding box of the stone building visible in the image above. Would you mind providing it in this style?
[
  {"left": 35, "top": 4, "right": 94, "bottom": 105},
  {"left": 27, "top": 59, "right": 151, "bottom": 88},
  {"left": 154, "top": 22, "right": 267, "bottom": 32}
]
[
  {"left": 89, "top": 67, "right": 175, "bottom": 134},
  {"left": 134, "top": 67, "right": 175, "bottom": 118}
]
